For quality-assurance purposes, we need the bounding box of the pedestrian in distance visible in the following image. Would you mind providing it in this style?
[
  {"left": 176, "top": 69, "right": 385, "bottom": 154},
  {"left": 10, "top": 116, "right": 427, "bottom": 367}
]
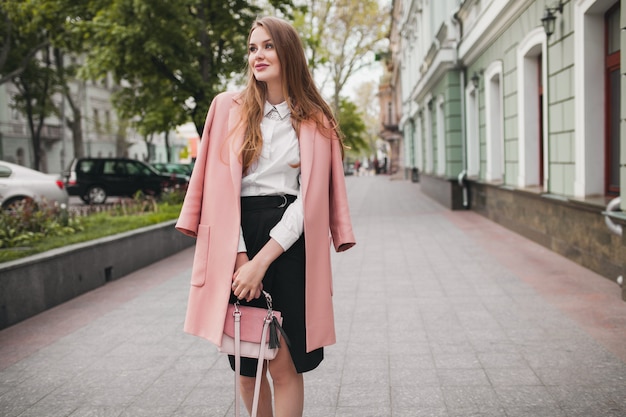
[{"left": 175, "top": 16, "right": 356, "bottom": 417}]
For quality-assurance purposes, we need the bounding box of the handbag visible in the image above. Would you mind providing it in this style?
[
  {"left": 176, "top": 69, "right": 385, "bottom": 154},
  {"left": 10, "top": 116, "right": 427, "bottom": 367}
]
[{"left": 219, "top": 291, "right": 289, "bottom": 417}]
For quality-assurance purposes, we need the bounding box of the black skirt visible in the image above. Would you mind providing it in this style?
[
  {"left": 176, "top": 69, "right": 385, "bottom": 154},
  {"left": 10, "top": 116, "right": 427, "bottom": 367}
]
[{"left": 228, "top": 195, "right": 323, "bottom": 376}]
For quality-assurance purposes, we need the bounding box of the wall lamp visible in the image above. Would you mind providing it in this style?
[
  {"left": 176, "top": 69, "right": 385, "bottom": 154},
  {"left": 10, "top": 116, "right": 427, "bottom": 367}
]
[
  {"left": 471, "top": 72, "right": 480, "bottom": 89},
  {"left": 541, "top": 0, "right": 564, "bottom": 38}
]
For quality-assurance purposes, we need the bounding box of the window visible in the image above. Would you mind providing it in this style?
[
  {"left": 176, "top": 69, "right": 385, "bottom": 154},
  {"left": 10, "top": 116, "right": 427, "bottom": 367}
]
[
  {"left": 465, "top": 81, "right": 480, "bottom": 178},
  {"left": 517, "top": 28, "right": 545, "bottom": 189},
  {"left": 93, "top": 109, "right": 100, "bottom": 133},
  {"left": 485, "top": 62, "right": 504, "bottom": 182},
  {"left": 436, "top": 97, "right": 445, "bottom": 176},
  {"left": 0, "top": 165, "right": 12, "bottom": 178}
]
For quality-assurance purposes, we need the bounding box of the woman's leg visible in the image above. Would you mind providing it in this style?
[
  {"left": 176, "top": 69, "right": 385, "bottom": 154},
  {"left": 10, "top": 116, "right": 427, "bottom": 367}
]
[
  {"left": 269, "top": 345, "right": 304, "bottom": 417},
  {"left": 239, "top": 363, "right": 274, "bottom": 417}
]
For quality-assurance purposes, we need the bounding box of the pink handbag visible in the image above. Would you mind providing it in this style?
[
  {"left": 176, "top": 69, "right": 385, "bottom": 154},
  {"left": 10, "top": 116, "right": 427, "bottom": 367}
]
[
  {"left": 219, "top": 291, "right": 289, "bottom": 417},
  {"left": 219, "top": 301, "right": 283, "bottom": 359}
]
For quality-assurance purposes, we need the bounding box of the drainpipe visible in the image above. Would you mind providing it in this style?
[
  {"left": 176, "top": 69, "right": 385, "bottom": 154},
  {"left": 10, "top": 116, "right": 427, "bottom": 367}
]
[
  {"left": 603, "top": 197, "right": 623, "bottom": 236},
  {"left": 452, "top": 10, "right": 469, "bottom": 208},
  {"left": 602, "top": 197, "right": 623, "bottom": 293}
]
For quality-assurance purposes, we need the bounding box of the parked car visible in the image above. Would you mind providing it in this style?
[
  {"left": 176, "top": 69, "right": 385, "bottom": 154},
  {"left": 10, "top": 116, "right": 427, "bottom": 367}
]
[
  {"left": 0, "top": 160, "right": 69, "bottom": 209},
  {"left": 150, "top": 162, "right": 192, "bottom": 183},
  {"left": 63, "top": 158, "right": 185, "bottom": 204}
]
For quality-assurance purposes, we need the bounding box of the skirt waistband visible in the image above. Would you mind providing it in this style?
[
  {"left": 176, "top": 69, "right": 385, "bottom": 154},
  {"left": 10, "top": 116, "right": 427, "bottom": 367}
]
[{"left": 241, "top": 194, "right": 297, "bottom": 211}]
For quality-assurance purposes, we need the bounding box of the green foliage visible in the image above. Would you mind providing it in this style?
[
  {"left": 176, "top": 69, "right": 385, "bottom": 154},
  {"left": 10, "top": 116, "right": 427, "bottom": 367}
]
[
  {"left": 2, "top": 0, "right": 298, "bottom": 163},
  {"left": 293, "top": 0, "right": 389, "bottom": 111},
  {"left": 0, "top": 200, "right": 82, "bottom": 249},
  {"left": 76, "top": 0, "right": 298, "bottom": 137},
  {"left": 337, "top": 97, "right": 370, "bottom": 155},
  {"left": 0, "top": 192, "right": 184, "bottom": 263}
]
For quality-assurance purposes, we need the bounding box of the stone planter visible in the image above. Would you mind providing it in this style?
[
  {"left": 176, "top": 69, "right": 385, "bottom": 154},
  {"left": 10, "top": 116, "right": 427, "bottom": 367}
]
[{"left": 0, "top": 220, "right": 195, "bottom": 330}]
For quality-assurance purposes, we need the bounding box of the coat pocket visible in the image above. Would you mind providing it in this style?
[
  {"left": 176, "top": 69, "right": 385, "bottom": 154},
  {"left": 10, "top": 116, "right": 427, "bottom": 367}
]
[{"left": 190, "top": 225, "right": 211, "bottom": 287}]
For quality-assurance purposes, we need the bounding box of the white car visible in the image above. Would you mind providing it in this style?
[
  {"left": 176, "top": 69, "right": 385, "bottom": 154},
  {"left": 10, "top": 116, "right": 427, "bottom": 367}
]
[{"left": 0, "top": 160, "right": 69, "bottom": 209}]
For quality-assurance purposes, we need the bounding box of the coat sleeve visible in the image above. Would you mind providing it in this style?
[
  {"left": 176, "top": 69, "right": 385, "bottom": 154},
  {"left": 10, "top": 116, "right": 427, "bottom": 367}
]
[
  {"left": 329, "top": 133, "right": 356, "bottom": 252},
  {"left": 175, "top": 95, "right": 220, "bottom": 238}
]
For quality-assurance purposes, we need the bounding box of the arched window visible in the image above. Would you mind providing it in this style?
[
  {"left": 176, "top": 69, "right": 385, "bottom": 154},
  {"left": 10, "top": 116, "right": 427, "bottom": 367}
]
[
  {"left": 436, "top": 96, "right": 446, "bottom": 176},
  {"left": 517, "top": 28, "right": 546, "bottom": 189},
  {"left": 424, "top": 96, "right": 434, "bottom": 174},
  {"left": 484, "top": 61, "right": 504, "bottom": 183},
  {"left": 574, "top": 0, "right": 619, "bottom": 197},
  {"left": 465, "top": 78, "right": 480, "bottom": 178}
]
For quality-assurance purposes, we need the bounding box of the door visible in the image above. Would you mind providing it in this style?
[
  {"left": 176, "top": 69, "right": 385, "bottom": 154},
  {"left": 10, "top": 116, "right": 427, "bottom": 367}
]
[{"left": 605, "top": 4, "right": 620, "bottom": 195}]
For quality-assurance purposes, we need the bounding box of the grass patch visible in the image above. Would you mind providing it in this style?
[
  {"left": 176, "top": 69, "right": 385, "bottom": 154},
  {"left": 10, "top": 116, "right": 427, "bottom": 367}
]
[{"left": 0, "top": 197, "right": 183, "bottom": 264}]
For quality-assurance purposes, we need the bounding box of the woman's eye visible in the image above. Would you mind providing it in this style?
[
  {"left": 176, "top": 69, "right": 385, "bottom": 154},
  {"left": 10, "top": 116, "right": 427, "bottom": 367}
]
[
  {"left": 249, "top": 46, "right": 257, "bottom": 53},
  {"left": 265, "top": 43, "right": 274, "bottom": 49}
]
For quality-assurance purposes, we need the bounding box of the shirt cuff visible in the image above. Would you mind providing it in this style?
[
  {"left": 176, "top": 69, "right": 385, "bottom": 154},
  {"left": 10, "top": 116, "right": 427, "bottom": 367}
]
[
  {"left": 269, "top": 222, "right": 300, "bottom": 251},
  {"left": 237, "top": 226, "right": 247, "bottom": 253}
]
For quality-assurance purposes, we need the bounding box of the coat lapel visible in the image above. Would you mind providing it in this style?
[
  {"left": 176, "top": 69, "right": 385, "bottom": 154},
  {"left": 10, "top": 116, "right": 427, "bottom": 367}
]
[
  {"left": 228, "top": 104, "right": 244, "bottom": 191},
  {"left": 298, "top": 120, "right": 316, "bottom": 200}
]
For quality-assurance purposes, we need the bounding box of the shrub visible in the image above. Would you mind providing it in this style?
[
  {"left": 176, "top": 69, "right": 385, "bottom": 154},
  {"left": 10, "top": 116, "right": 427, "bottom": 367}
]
[
  {"left": 0, "top": 191, "right": 184, "bottom": 262},
  {"left": 0, "top": 200, "right": 83, "bottom": 249}
]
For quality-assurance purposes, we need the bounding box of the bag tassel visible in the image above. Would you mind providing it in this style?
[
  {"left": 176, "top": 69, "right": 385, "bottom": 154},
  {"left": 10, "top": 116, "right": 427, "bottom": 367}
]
[{"left": 269, "top": 316, "right": 291, "bottom": 349}]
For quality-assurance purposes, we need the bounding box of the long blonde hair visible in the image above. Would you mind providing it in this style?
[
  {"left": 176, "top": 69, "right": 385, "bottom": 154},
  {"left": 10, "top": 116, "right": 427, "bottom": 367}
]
[{"left": 236, "top": 16, "right": 344, "bottom": 173}]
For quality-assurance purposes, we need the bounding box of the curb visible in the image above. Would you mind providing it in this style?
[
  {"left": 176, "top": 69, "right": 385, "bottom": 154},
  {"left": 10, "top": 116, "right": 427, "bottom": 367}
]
[{"left": 0, "top": 220, "right": 195, "bottom": 330}]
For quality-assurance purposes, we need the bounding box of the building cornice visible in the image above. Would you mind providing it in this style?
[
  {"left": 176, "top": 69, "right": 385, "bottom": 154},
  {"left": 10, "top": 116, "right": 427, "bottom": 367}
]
[
  {"left": 458, "top": 0, "right": 533, "bottom": 64},
  {"left": 410, "top": 46, "right": 456, "bottom": 104}
]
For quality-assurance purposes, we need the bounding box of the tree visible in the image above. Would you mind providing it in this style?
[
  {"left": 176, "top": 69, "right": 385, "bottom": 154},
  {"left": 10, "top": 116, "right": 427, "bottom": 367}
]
[
  {"left": 77, "top": 0, "right": 297, "bottom": 139},
  {"left": 352, "top": 80, "right": 380, "bottom": 156},
  {"left": 0, "top": 1, "right": 50, "bottom": 85},
  {"left": 11, "top": 47, "right": 56, "bottom": 170},
  {"left": 1, "top": 0, "right": 93, "bottom": 167},
  {"left": 337, "top": 97, "right": 369, "bottom": 157},
  {"left": 295, "top": 0, "right": 389, "bottom": 112}
]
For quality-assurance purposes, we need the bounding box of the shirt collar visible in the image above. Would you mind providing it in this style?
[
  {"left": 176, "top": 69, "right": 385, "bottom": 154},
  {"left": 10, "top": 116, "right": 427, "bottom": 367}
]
[{"left": 264, "top": 101, "right": 290, "bottom": 119}]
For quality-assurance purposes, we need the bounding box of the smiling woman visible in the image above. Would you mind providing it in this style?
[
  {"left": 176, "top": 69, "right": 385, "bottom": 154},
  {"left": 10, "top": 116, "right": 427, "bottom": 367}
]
[{"left": 176, "top": 16, "right": 356, "bottom": 417}]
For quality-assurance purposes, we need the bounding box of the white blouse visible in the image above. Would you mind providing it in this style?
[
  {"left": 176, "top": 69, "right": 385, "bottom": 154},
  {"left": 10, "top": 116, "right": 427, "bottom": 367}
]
[{"left": 238, "top": 101, "right": 304, "bottom": 252}]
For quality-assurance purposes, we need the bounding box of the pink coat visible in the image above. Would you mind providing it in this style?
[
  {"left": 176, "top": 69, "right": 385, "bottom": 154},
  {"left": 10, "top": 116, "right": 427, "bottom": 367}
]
[{"left": 175, "top": 91, "right": 356, "bottom": 353}]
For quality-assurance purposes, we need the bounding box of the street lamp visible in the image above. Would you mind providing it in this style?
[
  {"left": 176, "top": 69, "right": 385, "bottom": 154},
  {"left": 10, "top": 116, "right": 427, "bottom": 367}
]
[
  {"left": 540, "top": 0, "right": 563, "bottom": 193},
  {"left": 471, "top": 72, "right": 480, "bottom": 89},
  {"left": 541, "top": 1, "right": 563, "bottom": 38}
]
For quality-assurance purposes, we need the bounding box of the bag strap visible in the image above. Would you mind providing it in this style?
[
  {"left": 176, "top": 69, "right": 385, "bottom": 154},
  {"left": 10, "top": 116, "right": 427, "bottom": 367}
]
[
  {"left": 250, "top": 318, "right": 271, "bottom": 416},
  {"left": 234, "top": 308, "right": 241, "bottom": 417},
  {"left": 233, "top": 305, "right": 272, "bottom": 417}
]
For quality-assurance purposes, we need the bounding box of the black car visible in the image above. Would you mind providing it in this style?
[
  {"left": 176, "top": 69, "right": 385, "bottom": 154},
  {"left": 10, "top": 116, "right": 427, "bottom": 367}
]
[
  {"left": 150, "top": 162, "right": 192, "bottom": 183},
  {"left": 63, "top": 158, "right": 184, "bottom": 204}
]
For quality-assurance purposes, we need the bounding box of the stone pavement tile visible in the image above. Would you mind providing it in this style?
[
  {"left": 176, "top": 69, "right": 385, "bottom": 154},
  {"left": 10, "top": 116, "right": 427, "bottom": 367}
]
[
  {"left": 338, "top": 382, "right": 391, "bottom": 408},
  {"left": 483, "top": 367, "right": 542, "bottom": 386},
  {"left": 502, "top": 406, "right": 567, "bottom": 417},
  {"left": 390, "top": 368, "right": 439, "bottom": 387},
  {"left": 493, "top": 385, "right": 560, "bottom": 409},
  {"left": 391, "top": 385, "right": 445, "bottom": 410},
  {"left": 440, "top": 385, "right": 503, "bottom": 415},
  {"left": 548, "top": 385, "right": 625, "bottom": 413},
  {"left": 392, "top": 407, "right": 448, "bottom": 417},
  {"left": 67, "top": 407, "right": 125, "bottom": 417},
  {"left": 334, "top": 405, "right": 392, "bottom": 417},
  {"left": 436, "top": 368, "right": 491, "bottom": 386}
]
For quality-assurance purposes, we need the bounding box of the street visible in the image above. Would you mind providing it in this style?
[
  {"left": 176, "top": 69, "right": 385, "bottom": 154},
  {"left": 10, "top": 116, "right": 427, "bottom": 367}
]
[{"left": 0, "top": 175, "right": 625, "bottom": 417}]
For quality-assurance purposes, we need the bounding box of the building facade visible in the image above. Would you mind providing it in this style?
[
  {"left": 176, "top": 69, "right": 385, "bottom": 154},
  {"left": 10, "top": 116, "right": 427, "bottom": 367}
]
[
  {"left": 383, "top": 0, "right": 626, "bottom": 296},
  {"left": 0, "top": 63, "right": 189, "bottom": 174}
]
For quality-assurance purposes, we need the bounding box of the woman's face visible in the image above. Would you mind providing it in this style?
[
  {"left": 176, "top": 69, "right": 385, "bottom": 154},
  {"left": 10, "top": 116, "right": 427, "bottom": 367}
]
[{"left": 248, "top": 26, "right": 282, "bottom": 88}]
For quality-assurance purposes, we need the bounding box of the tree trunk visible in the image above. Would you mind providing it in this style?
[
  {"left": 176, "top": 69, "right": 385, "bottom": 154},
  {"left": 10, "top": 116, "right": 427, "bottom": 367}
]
[{"left": 164, "top": 131, "right": 171, "bottom": 162}]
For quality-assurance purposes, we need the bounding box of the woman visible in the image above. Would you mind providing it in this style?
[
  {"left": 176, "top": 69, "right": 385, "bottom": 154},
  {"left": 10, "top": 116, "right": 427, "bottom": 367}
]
[{"left": 176, "top": 16, "right": 355, "bottom": 417}]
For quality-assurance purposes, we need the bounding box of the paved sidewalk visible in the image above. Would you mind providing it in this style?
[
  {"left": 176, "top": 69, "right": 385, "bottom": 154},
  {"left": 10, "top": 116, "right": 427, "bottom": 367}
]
[{"left": 1, "top": 175, "right": 625, "bottom": 417}]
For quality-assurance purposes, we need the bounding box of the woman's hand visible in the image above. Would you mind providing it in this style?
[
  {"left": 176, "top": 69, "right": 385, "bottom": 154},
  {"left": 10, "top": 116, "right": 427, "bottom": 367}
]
[
  {"left": 231, "top": 238, "right": 285, "bottom": 302},
  {"left": 232, "top": 257, "right": 265, "bottom": 302}
]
